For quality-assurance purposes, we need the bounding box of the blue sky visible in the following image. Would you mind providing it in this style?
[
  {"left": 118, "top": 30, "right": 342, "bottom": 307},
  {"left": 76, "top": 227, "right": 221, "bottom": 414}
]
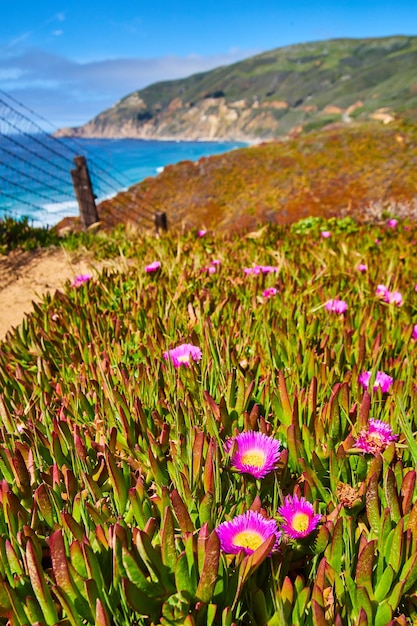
[{"left": 0, "top": 0, "right": 416, "bottom": 127}]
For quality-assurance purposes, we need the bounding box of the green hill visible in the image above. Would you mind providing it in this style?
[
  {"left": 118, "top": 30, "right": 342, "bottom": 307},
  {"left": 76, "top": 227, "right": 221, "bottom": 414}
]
[{"left": 56, "top": 36, "right": 417, "bottom": 141}]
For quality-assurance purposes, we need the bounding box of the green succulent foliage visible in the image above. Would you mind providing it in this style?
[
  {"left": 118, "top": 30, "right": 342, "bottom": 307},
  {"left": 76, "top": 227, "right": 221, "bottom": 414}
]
[{"left": 0, "top": 218, "right": 417, "bottom": 624}]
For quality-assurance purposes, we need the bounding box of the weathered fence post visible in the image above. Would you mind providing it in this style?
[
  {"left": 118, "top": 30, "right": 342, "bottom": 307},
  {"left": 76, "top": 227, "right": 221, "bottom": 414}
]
[
  {"left": 154, "top": 211, "right": 168, "bottom": 234},
  {"left": 71, "top": 156, "right": 99, "bottom": 229}
]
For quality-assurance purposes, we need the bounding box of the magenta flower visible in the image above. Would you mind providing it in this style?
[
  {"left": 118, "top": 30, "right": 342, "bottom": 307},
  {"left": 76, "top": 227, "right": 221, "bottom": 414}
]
[
  {"left": 202, "top": 259, "right": 221, "bottom": 274},
  {"left": 412, "top": 324, "right": 417, "bottom": 340},
  {"left": 376, "top": 285, "right": 403, "bottom": 306},
  {"left": 198, "top": 229, "right": 207, "bottom": 237},
  {"left": 387, "top": 218, "right": 398, "bottom": 228},
  {"left": 163, "top": 343, "right": 202, "bottom": 368},
  {"left": 376, "top": 284, "right": 389, "bottom": 299},
  {"left": 225, "top": 431, "right": 282, "bottom": 479},
  {"left": 277, "top": 494, "right": 321, "bottom": 539},
  {"left": 321, "top": 231, "right": 331, "bottom": 238},
  {"left": 215, "top": 510, "right": 280, "bottom": 555},
  {"left": 263, "top": 287, "right": 278, "bottom": 299},
  {"left": 71, "top": 274, "right": 92, "bottom": 287},
  {"left": 325, "top": 299, "right": 348, "bottom": 314},
  {"left": 358, "top": 370, "right": 393, "bottom": 393},
  {"left": 388, "top": 291, "right": 403, "bottom": 306},
  {"left": 145, "top": 261, "right": 161, "bottom": 273},
  {"left": 355, "top": 419, "right": 398, "bottom": 455},
  {"left": 244, "top": 265, "right": 278, "bottom": 275},
  {"left": 356, "top": 263, "right": 368, "bottom": 273}
]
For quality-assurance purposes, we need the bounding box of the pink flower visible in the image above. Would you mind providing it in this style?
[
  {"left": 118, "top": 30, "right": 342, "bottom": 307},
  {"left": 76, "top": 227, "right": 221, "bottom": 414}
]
[
  {"left": 388, "top": 291, "right": 403, "bottom": 306},
  {"left": 412, "top": 324, "right": 417, "bottom": 340},
  {"left": 375, "top": 239, "right": 381, "bottom": 245},
  {"left": 163, "top": 343, "right": 202, "bottom": 368},
  {"left": 198, "top": 229, "right": 207, "bottom": 237},
  {"left": 263, "top": 287, "right": 278, "bottom": 299},
  {"left": 321, "top": 231, "right": 331, "bottom": 238},
  {"left": 71, "top": 274, "right": 92, "bottom": 287},
  {"left": 145, "top": 261, "right": 161, "bottom": 273},
  {"left": 376, "top": 285, "right": 403, "bottom": 306},
  {"left": 376, "top": 284, "right": 389, "bottom": 299},
  {"left": 355, "top": 419, "right": 398, "bottom": 455},
  {"left": 356, "top": 263, "right": 368, "bottom": 273},
  {"left": 387, "top": 218, "right": 398, "bottom": 228},
  {"left": 358, "top": 370, "right": 393, "bottom": 393},
  {"left": 215, "top": 510, "right": 280, "bottom": 555},
  {"left": 277, "top": 494, "right": 321, "bottom": 539},
  {"left": 325, "top": 299, "right": 348, "bottom": 314},
  {"left": 225, "top": 431, "right": 282, "bottom": 479},
  {"left": 202, "top": 259, "right": 221, "bottom": 275},
  {"left": 244, "top": 265, "right": 278, "bottom": 275}
]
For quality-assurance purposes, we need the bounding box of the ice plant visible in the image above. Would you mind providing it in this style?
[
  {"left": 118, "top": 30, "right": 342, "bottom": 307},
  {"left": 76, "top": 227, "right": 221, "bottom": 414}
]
[
  {"left": 198, "top": 229, "right": 207, "bottom": 237},
  {"left": 376, "top": 285, "right": 403, "bottom": 306},
  {"left": 355, "top": 419, "right": 398, "bottom": 455},
  {"left": 71, "top": 274, "right": 92, "bottom": 287},
  {"left": 163, "top": 343, "right": 202, "bottom": 368},
  {"left": 263, "top": 287, "right": 278, "bottom": 299},
  {"left": 325, "top": 299, "right": 348, "bottom": 314},
  {"left": 321, "top": 230, "right": 331, "bottom": 238},
  {"left": 225, "top": 431, "right": 281, "bottom": 479},
  {"left": 387, "top": 218, "right": 398, "bottom": 228},
  {"left": 356, "top": 263, "right": 368, "bottom": 273},
  {"left": 389, "top": 290, "right": 403, "bottom": 305},
  {"left": 145, "top": 261, "right": 161, "bottom": 273},
  {"left": 358, "top": 370, "right": 393, "bottom": 393},
  {"left": 376, "top": 284, "right": 389, "bottom": 299},
  {"left": 244, "top": 265, "right": 278, "bottom": 275},
  {"left": 215, "top": 510, "right": 280, "bottom": 555},
  {"left": 412, "top": 324, "right": 417, "bottom": 340},
  {"left": 277, "top": 494, "right": 321, "bottom": 539}
]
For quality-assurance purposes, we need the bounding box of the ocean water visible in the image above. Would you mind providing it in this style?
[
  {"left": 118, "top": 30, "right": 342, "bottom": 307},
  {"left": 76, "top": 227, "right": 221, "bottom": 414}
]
[{"left": 0, "top": 136, "right": 246, "bottom": 227}]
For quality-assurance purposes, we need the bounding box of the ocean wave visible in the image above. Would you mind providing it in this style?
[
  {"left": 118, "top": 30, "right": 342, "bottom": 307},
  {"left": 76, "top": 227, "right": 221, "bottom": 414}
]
[{"left": 41, "top": 201, "right": 79, "bottom": 213}]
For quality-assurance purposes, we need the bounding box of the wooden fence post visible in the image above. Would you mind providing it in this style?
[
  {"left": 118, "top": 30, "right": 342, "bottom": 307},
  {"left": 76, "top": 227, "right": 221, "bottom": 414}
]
[
  {"left": 154, "top": 211, "right": 168, "bottom": 234},
  {"left": 71, "top": 156, "right": 99, "bottom": 229}
]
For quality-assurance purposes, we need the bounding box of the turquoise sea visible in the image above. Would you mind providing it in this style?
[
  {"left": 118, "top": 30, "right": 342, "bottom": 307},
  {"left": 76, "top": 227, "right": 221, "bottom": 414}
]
[{"left": 0, "top": 137, "right": 246, "bottom": 227}]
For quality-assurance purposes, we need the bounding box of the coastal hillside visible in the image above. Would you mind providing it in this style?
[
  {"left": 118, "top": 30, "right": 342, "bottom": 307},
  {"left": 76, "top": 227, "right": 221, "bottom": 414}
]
[
  {"left": 95, "top": 120, "right": 417, "bottom": 231},
  {"left": 56, "top": 36, "right": 417, "bottom": 141}
]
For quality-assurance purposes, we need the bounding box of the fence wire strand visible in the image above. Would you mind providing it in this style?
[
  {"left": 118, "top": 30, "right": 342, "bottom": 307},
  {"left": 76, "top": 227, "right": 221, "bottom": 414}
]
[{"left": 0, "top": 90, "right": 155, "bottom": 227}]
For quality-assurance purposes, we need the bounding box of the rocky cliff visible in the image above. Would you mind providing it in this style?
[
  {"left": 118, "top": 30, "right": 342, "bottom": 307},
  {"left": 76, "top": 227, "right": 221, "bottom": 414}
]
[{"left": 55, "top": 36, "right": 417, "bottom": 141}]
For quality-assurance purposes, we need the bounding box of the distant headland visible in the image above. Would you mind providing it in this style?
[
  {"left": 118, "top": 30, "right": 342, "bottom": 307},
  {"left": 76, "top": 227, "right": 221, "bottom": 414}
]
[{"left": 54, "top": 35, "right": 417, "bottom": 142}]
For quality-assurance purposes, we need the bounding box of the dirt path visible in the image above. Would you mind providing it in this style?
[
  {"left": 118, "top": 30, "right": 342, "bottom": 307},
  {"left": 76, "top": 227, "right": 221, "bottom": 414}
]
[{"left": 0, "top": 247, "right": 112, "bottom": 340}]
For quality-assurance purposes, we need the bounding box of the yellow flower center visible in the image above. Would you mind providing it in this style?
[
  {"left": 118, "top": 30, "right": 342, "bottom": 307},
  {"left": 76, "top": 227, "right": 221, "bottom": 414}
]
[
  {"left": 292, "top": 512, "right": 310, "bottom": 533},
  {"left": 232, "top": 530, "right": 264, "bottom": 551},
  {"left": 368, "top": 432, "right": 383, "bottom": 444},
  {"left": 241, "top": 449, "right": 266, "bottom": 468},
  {"left": 177, "top": 354, "right": 190, "bottom": 364}
]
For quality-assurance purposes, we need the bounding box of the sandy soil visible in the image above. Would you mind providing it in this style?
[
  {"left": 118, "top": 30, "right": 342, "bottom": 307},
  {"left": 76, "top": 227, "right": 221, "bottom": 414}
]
[{"left": 0, "top": 247, "right": 112, "bottom": 340}]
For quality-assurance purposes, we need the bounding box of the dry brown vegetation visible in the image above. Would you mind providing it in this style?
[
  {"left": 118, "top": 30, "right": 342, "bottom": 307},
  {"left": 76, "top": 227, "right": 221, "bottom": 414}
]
[{"left": 95, "top": 121, "right": 417, "bottom": 233}]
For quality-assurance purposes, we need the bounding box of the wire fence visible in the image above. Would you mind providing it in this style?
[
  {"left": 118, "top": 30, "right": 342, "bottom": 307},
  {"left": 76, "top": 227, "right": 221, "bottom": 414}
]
[{"left": 0, "top": 90, "right": 155, "bottom": 229}]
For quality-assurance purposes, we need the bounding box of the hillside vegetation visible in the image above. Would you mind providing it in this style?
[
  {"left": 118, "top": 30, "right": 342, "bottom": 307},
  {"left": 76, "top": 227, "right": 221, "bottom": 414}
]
[
  {"left": 95, "top": 120, "right": 417, "bottom": 232},
  {"left": 56, "top": 35, "right": 417, "bottom": 141}
]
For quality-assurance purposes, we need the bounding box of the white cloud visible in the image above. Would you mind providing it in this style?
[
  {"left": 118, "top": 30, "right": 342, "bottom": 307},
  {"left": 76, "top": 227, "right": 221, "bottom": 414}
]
[{"left": 0, "top": 46, "right": 257, "bottom": 126}]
